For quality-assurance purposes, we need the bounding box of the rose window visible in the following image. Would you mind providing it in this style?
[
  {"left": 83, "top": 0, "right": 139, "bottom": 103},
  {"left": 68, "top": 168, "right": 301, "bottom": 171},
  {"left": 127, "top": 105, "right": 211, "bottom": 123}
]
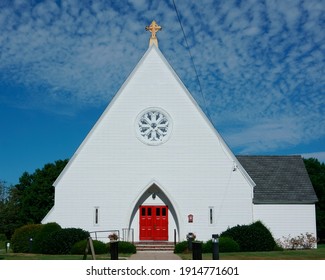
[{"left": 136, "top": 108, "right": 172, "bottom": 145}]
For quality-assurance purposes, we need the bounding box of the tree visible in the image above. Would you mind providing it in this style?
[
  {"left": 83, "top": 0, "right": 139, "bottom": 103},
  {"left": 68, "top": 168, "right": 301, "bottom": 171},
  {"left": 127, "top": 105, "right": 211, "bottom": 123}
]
[
  {"left": 303, "top": 158, "right": 325, "bottom": 241},
  {"left": 0, "top": 159, "right": 68, "bottom": 238},
  {"left": 16, "top": 159, "right": 69, "bottom": 224},
  {"left": 0, "top": 180, "right": 21, "bottom": 238},
  {"left": 0, "top": 180, "right": 10, "bottom": 202}
]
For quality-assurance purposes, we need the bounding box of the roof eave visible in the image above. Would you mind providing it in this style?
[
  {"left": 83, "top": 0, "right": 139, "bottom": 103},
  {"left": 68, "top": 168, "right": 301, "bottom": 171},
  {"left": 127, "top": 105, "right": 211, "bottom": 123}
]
[{"left": 253, "top": 199, "right": 318, "bottom": 205}]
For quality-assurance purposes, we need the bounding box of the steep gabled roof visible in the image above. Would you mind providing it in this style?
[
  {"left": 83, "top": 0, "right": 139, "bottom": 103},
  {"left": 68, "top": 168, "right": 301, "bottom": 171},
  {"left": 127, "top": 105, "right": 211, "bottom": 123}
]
[
  {"left": 53, "top": 44, "right": 255, "bottom": 189},
  {"left": 236, "top": 155, "right": 318, "bottom": 204}
]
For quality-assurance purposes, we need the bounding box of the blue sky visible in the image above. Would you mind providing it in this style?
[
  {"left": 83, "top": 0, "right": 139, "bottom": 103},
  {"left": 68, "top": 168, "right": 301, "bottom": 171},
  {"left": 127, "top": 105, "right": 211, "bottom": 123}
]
[{"left": 0, "top": 0, "right": 324, "bottom": 185}]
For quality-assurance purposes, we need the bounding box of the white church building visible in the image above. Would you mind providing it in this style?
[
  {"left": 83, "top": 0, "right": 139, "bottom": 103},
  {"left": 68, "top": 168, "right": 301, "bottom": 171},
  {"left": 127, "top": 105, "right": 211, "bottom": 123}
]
[{"left": 42, "top": 21, "right": 318, "bottom": 243}]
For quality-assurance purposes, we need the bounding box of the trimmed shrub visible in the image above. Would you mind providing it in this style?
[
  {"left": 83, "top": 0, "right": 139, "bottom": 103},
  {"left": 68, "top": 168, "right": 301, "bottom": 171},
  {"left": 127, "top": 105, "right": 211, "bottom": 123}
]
[
  {"left": 220, "top": 221, "right": 276, "bottom": 252},
  {"left": 11, "top": 224, "right": 43, "bottom": 253},
  {"left": 174, "top": 241, "right": 188, "bottom": 253},
  {"left": 71, "top": 239, "right": 108, "bottom": 255},
  {"left": 273, "top": 243, "right": 284, "bottom": 251},
  {"left": 32, "top": 223, "right": 62, "bottom": 253},
  {"left": 202, "top": 240, "right": 212, "bottom": 253},
  {"left": 219, "top": 237, "right": 240, "bottom": 252},
  {"left": 41, "top": 228, "right": 90, "bottom": 254},
  {"left": 106, "top": 241, "right": 136, "bottom": 254},
  {"left": 118, "top": 241, "right": 136, "bottom": 254},
  {"left": 203, "top": 237, "right": 240, "bottom": 253}
]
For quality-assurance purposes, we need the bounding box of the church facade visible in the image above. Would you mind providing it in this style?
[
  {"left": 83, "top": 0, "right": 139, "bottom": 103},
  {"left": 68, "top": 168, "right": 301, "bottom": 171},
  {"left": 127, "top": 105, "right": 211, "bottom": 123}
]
[{"left": 42, "top": 22, "right": 317, "bottom": 243}]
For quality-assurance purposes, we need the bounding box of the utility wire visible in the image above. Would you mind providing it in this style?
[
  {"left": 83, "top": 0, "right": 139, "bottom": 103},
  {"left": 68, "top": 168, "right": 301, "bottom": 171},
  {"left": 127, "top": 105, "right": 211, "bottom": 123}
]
[{"left": 172, "top": 0, "right": 212, "bottom": 122}]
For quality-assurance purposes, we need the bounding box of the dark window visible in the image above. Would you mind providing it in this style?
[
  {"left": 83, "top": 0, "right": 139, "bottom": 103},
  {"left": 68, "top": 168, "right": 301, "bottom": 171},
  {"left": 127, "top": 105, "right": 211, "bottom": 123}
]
[
  {"left": 147, "top": 208, "right": 152, "bottom": 216},
  {"left": 95, "top": 208, "right": 99, "bottom": 224},
  {"left": 156, "top": 208, "right": 160, "bottom": 216},
  {"left": 141, "top": 207, "right": 146, "bottom": 216},
  {"left": 162, "top": 207, "right": 167, "bottom": 216}
]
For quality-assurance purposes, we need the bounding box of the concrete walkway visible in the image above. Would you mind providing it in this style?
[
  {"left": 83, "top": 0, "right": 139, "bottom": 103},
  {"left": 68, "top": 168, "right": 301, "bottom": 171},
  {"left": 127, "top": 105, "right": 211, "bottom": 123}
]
[{"left": 128, "top": 251, "right": 182, "bottom": 260}]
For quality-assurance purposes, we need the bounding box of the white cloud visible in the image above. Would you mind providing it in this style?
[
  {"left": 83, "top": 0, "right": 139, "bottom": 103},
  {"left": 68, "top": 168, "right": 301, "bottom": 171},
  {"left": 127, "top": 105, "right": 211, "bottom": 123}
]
[
  {"left": 223, "top": 117, "right": 303, "bottom": 153},
  {"left": 0, "top": 0, "right": 150, "bottom": 105},
  {"left": 128, "top": 0, "right": 148, "bottom": 10},
  {"left": 0, "top": 0, "right": 324, "bottom": 153}
]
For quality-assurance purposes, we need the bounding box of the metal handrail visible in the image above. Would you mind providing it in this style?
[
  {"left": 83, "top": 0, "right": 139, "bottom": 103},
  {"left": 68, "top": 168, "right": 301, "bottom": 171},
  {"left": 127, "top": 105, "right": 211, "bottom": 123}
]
[
  {"left": 89, "top": 228, "right": 134, "bottom": 243},
  {"left": 89, "top": 230, "right": 119, "bottom": 242}
]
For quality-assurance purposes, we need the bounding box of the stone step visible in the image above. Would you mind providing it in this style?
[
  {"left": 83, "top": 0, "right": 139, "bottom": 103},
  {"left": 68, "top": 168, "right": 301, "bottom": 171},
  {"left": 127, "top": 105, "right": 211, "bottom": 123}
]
[{"left": 135, "top": 242, "right": 175, "bottom": 251}]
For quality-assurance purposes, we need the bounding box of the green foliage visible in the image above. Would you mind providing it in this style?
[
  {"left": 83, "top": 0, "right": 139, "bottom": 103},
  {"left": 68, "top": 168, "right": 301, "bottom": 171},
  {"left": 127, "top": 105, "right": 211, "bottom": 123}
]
[
  {"left": 11, "top": 224, "right": 43, "bottom": 253},
  {"left": 0, "top": 181, "right": 21, "bottom": 239},
  {"left": 16, "top": 160, "right": 69, "bottom": 224},
  {"left": 106, "top": 241, "right": 136, "bottom": 254},
  {"left": 0, "top": 233, "right": 8, "bottom": 250},
  {"left": 0, "top": 180, "right": 9, "bottom": 202},
  {"left": 118, "top": 241, "right": 136, "bottom": 254},
  {"left": 174, "top": 241, "right": 189, "bottom": 253},
  {"left": 177, "top": 238, "right": 240, "bottom": 254},
  {"left": 0, "top": 160, "right": 68, "bottom": 239},
  {"left": 303, "top": 158, "right": 325, "bottom": 241},
  {"left": 203, "top": 237, "right": 240, "bottom": 253},
  {"left": 10, "top": 224, "right": 90, "bottom": 255},
  {"left": 41, "top": 228, "right": 90, "bottom": 254},
  {"left": 219, "top": 237, "right": 240, "bottom": 252},
  {"left": 0, "top": 233, "right": 7, "bottom": 242},
  {"left": 32, "top": 223, "right": 62, "bottom": 253},
  {"left": 221, "top": 221, "right": 276, "bottom": 252},
  {"left": 202, "top": 240, "right": 212, "bottom": 253},
  {"left": 71, "top": 239, "right": 108, "bottom": 255}
]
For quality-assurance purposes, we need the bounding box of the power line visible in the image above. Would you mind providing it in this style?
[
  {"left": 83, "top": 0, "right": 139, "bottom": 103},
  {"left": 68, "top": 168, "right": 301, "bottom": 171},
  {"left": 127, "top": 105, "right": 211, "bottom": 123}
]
[{"left": 172, "top": 0, "right": 212, "bottom": 122}]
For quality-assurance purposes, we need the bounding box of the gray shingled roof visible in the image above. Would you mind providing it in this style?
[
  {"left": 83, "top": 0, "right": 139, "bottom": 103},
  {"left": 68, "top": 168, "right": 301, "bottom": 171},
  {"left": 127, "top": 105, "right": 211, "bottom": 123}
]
[{"left": 236, "top": 155, "right": 318, "bottom": 204}]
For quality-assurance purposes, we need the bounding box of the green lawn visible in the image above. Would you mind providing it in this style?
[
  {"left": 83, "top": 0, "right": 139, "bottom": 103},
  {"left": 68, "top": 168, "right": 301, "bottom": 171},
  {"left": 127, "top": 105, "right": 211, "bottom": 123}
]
[
  {"left": 1, "top": 245, "right": 325, "bottom": 260},
  {"left": 0, "top": 249, "right": 131, "bottom": 260},
  {"left": 178, "top": 244, "right": 325, "bottom": 260}
]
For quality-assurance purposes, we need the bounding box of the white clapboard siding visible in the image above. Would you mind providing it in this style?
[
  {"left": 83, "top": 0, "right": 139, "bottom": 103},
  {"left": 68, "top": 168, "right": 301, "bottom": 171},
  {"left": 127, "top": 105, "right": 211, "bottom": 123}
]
[
  {"left": 42, "top": 45, "right": 255, "bottom": 241},
  {"left": 254, "top": 204, "right": 317, "bottom": 240}
]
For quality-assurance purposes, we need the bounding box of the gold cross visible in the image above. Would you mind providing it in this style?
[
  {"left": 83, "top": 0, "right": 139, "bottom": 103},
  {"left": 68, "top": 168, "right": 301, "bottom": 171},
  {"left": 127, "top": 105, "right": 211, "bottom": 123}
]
[{"left": 145, "top": 20, "right": 162, "bottom": 47}]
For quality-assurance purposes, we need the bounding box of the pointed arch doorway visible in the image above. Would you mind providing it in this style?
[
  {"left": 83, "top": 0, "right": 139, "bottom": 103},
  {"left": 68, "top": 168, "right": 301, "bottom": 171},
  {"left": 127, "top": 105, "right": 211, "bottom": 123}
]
[
  {"left": 139, "top": 205, "right": 168, "bottom": 240},
  {"left": 127, "top": 182, "right": 180, "bottom": 242}
]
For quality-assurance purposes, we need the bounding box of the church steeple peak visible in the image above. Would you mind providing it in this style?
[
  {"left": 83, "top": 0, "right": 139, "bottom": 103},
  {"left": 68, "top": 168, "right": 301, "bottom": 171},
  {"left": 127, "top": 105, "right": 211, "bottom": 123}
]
[{"left": 145, "top": 20, "right": 162, "bottom": 48}]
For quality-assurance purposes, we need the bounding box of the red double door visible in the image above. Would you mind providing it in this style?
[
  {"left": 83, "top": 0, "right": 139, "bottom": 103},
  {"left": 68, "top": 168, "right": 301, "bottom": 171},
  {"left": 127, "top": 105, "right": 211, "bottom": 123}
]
[{"left": 139, "top": 206, "right": 168, "bottom": 240}]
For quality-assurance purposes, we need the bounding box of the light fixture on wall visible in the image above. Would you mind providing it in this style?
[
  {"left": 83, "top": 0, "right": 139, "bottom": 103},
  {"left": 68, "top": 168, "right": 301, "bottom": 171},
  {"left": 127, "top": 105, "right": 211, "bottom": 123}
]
[{"left": 152, "top": 193, "right": 156, "bottom": 199}]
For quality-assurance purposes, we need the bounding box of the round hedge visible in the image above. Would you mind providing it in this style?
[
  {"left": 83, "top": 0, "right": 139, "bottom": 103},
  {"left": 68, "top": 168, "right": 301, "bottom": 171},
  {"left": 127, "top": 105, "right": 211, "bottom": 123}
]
[
  {"left": 32, "top": 222, "right": 62, "bottom": 253},
  {"left": 11, "top": 224, "right": 43, "bottom": 253},
  {"left": 71, "top": 239, "right": 108, "bottom": 255},
  {"left": 106, "top": 241, "right": 136, "bottom": 254},
  {"left": 41, "top": 228, "right": 90, "bottom": 254},
  {"left": 219, "top": 237, "right": 240, "bottom": 252},
  {"left": 118, "top": 241, "right": 136, "bottom": 254},
  {"left": 221, "top": 221, "right": 276, "bottom": 252},
  {"left": 174, "top": 241, "right": 188, "bottom": 253},
  {"left": 203, "top": 237, "right": 240, "bottom": 253}
]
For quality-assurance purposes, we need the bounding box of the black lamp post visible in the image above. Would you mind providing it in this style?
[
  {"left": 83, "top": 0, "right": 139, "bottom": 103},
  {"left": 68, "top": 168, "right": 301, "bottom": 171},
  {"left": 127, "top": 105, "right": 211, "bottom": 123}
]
[{"left": 212, "top": 234, "right": 219, "bottom": 260}]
